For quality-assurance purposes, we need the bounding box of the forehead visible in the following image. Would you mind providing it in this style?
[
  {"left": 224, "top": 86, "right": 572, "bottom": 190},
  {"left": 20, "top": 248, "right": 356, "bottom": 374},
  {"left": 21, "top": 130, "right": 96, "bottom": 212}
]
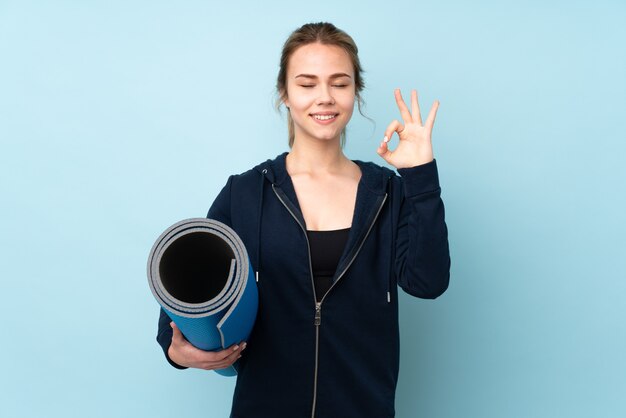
[{"left": 287, "top": 43, "right": 354, "bottom": 78}]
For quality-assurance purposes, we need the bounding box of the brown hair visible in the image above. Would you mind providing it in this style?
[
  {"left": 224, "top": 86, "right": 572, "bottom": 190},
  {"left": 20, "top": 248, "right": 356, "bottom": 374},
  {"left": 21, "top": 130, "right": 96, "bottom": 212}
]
[{"left": 275, "top": 22, "right": 366, "bottom": 148}]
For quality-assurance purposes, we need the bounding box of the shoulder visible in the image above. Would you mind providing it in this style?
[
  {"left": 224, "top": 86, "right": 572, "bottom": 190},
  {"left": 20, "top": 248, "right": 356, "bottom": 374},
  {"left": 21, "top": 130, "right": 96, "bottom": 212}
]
[
  {"left": 352, "top": 158, "right": 400, "bottom": 194},
  {"left": 353, "top": 159, "right": 397, "bottom": 177},
  {"left": 225, "top": 151, "right": 288, "bottom": 190}
]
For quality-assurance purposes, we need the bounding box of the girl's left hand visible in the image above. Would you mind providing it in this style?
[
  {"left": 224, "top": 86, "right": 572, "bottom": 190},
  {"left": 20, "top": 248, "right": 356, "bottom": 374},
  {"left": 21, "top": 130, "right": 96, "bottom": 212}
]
[{"left": 377, "top": 88, "right": 439, "bottom": 169}]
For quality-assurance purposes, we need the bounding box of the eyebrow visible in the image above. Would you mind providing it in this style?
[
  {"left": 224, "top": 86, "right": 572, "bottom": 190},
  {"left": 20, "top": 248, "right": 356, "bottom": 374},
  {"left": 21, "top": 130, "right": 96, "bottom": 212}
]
[{"left": 294, "top": 73, "right": 352, "bottom": 79}]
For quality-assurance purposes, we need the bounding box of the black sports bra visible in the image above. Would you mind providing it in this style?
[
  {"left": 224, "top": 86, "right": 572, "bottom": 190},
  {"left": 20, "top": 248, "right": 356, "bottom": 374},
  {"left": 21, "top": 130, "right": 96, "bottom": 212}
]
[{"left": 306, "top": 227, "right": 350, "bottom": 302}]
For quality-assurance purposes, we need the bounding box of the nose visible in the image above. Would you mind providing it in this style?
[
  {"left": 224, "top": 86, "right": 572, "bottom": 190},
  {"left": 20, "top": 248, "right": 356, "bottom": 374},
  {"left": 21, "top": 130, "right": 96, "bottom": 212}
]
[{"left": 317, "top": 84, "right": 336, "bottom": 105}]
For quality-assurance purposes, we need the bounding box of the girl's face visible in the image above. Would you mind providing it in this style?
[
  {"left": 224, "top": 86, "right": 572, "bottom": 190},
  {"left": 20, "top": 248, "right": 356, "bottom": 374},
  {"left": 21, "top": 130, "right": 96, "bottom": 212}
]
[{"left": 283, "top": 43, "right": 356, "bottom": 145}]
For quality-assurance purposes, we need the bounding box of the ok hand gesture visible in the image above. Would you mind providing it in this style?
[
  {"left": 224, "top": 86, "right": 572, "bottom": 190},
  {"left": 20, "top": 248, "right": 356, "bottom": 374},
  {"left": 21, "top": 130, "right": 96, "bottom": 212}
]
[{"left": 377, "top": 89, "right": 439, "bottom": 169}]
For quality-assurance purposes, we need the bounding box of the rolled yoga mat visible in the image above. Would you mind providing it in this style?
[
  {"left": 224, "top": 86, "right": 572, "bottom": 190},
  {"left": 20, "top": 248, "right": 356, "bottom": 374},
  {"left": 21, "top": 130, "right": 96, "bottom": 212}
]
[{"left": 147, "top": 218, "right": 258, "bottom": 376}]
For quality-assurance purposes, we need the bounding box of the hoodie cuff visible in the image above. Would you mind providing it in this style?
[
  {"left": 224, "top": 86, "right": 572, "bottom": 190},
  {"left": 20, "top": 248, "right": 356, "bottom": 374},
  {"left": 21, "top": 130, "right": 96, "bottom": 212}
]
[{"left": 396, "top": 159, "right": 441, "bottom": 197}]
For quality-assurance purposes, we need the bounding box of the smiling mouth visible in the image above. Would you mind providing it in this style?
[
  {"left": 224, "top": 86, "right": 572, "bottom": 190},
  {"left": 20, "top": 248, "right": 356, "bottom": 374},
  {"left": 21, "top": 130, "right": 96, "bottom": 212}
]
[{"left": 311, "top": 113, "right": 338, "bottom": 121}]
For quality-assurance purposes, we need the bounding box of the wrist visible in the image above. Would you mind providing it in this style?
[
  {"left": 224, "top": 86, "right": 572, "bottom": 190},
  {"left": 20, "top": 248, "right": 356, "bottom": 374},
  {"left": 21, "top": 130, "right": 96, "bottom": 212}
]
[
  {"left": 397, "top": 159, "right": 440, "bottom": 197},
  {"left": 396, "top": 157, "right": 433, "bottom": 169}
]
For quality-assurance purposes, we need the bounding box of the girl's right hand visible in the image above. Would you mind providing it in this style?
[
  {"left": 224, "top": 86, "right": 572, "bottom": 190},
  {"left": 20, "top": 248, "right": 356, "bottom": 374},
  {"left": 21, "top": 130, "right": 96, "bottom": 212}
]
[{"left": 168, "top": 321, "right": 246, "bottom": 370}]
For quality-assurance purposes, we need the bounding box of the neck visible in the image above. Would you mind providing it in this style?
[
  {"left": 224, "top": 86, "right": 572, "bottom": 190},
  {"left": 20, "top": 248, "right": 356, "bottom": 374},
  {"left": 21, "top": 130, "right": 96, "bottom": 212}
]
[{"left": 287, "top": 136, "right": 348, "bottom": 174}]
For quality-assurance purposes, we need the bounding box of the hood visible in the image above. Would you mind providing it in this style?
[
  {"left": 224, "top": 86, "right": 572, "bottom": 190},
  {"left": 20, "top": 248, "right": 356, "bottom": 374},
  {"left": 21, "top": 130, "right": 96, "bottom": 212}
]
[{"left": 253, "top": 151, "right": 395, "bottom": 194}]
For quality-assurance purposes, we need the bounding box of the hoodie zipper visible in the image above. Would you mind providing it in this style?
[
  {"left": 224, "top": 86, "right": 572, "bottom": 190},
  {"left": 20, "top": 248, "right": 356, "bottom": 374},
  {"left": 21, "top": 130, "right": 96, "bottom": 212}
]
[
  {"left": 271, "top": 184, "right": 320, "bottom": 416},
  {"left": 272, "top": 183, "right": 387, "bottom": 418}
]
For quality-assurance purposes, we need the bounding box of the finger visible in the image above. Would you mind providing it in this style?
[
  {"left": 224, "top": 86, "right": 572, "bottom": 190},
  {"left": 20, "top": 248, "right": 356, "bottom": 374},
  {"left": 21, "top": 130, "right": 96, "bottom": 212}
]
[
  {"left": 411, "top": 89, "right": 422, "bottom": 125},
  {"left": 210, "top": 344, "right": 242, "bottom": 361},
  {"left": 222, "top": 343, "right": 246, "bottom": 364},
  {"left": 424, "top": 100, "right": 440, "bottom": 132},
  {"left": 208, "top": 362, "right": 234, "bottom": 371},
  {"left": 204, "top": 343, "right": 246, "bottom": 369},
  {"left": 394, "top": 89, "right": 412, "bottom": 124},
  {"left": 170, "top": 322, "right": 183, "bottom": 341},
  {"left": 383, "top": 119, "right": 404, "bottom": 143},
  {"left": 211, "top": 358, "right": 241, "bottom": 371},
  {"left": 204, "top": 357, "right": 238, "bottom": 371},
  {"left": 376, "top": 137, "right": 393, "bottom": 162},
  {"left": 203, "top": 342, "right": 245, "bottom": 362}
]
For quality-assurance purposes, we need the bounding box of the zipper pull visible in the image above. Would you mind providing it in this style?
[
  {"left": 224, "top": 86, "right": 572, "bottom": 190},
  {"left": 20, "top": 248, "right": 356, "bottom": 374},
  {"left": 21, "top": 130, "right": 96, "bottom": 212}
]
[{"left": 314, "top": 302, "right": 321, "bottom": 326}]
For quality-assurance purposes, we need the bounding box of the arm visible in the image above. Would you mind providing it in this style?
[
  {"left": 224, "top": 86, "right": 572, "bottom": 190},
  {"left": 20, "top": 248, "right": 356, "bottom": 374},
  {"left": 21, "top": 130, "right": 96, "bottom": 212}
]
[
  {"left": 395, "top": 160, "right": 450, "bottom": 298},
  {"left": 376, "top": 88, "right": 450, "bottom": 298},
  {"left": 155, "top": 175, "right": 243, "bottom": 369}
]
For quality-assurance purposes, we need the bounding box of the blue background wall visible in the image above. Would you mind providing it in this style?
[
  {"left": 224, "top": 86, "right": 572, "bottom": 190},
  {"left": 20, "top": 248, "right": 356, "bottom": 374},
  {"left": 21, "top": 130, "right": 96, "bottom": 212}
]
[{"left": 1, "top": 1, "right": 624, "bottom": 417}]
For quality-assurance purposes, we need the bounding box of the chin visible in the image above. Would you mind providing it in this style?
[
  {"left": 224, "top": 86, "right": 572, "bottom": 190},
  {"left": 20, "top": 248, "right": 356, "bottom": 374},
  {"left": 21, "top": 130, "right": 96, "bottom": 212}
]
[
  {"left": 314, "top": 132, "right": 342, "bottom": 142},
  {"left": 310, "top": 126, "right": 345, "bottom": 141},
  {"left": 294, "top": 123, "right": 346, "bottom": 144}
]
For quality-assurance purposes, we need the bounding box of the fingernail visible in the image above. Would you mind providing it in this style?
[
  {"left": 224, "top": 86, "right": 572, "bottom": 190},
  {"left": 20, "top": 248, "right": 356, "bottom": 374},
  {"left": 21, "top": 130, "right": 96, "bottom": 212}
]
[
  {"left": 233, "top": 345, "right": 239, "bottom": 351},
  {"left": 383, "top": 136, "right": 389, "bottom": 143}
]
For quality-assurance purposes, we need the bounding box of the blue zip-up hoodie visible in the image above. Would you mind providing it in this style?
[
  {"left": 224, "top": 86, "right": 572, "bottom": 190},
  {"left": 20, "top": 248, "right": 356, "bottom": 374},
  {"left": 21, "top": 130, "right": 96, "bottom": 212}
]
[{"left": 157, "top": 151, "right": 450, "bottom": 418}]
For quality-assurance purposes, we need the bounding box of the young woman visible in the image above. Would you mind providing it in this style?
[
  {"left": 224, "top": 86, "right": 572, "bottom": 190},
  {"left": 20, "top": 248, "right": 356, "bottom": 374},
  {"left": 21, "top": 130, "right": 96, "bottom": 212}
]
[{"left": 157, "top": 22, "right": 450, "bottom": 418}]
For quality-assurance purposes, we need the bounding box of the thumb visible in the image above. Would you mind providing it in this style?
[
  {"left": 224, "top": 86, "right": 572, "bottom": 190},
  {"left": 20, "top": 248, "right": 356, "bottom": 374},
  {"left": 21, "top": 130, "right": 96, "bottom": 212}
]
[
  {"left": 170, "top": 321, "right": 182, "bottom": 339},
  {"left": 170, "top": 322, "right": 191, "bottom": 346}
]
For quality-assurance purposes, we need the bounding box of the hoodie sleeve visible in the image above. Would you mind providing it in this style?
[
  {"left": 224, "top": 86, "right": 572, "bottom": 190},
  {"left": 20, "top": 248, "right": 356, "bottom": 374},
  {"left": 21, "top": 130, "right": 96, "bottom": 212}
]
[
  {"left": 155, "top": 175, "right": 235, "bottom": 369},
  {"left": 394, "top": 159, "right": 450, "bottom": 299}
]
